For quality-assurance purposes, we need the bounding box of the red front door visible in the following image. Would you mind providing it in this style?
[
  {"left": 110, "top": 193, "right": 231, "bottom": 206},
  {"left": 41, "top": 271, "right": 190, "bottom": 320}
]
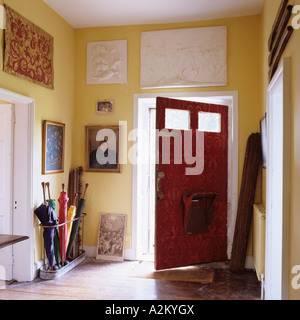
[{"left": 155, "top": 97, "right": 228, "bottom": 270}]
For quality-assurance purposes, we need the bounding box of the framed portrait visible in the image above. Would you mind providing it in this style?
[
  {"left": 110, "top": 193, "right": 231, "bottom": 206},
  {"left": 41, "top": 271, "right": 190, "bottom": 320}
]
[
  {"left": 96, "top": 213, "right": 127, "bottom": 262},
  {"left": 96, "top": 100, "right": 114, "bottom": 115},
  {"left": 260, "top": 113, "right": 267, "bottom": 168},
  {"left": 42, "top": 120, "right": 65, "bottom": 174},
  {"left": 85, "top": 125, "right": 120, "bottom": 173}
]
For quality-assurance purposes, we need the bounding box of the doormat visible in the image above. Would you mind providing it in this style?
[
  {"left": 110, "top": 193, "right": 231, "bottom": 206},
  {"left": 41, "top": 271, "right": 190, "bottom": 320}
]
[{"left": 130, "top": 261, "right": 214, "bottom": 283}]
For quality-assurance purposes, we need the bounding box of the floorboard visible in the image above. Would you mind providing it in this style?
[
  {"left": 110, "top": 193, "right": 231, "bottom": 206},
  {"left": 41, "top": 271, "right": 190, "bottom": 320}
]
[{"left": 0, "top": 258, "right": 261, "bottom": 300}]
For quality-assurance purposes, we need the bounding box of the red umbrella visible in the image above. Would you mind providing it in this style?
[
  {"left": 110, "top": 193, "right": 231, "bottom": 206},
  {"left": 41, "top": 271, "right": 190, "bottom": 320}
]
[{"left": 58, "top": 183, "right": 69, "bottom": 265}]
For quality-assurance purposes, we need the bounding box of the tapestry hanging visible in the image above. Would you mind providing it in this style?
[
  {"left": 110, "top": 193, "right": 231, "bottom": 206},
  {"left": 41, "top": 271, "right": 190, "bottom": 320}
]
[{"left": 4, "top": 5, "right": 54, "bottom": 89}]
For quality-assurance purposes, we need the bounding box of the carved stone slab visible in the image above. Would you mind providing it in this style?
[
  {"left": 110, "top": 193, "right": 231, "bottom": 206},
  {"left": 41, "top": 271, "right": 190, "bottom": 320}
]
[
  {"left": 141, "top": 26, "right": 227, "bottom": 89},
  {"left": 87, "top": 40, "right": 127, "bottom": 84}
]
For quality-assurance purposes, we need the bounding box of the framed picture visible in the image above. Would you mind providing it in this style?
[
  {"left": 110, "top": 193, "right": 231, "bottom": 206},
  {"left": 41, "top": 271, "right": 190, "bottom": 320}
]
[
  {"left": 260, "top": 113, "right": 267, "bottom": 168},
  {"left": 42, "top": 120, "right": 65, "bottom": 174},
  {"left": 85, "top": 125, "right": 120, "bottom": 173},
  {"left": 96, "top": 100, "right": 114, "bottom": 115},
  {"left": 96, "top": 213, "right": 127, "bottom": 262}
]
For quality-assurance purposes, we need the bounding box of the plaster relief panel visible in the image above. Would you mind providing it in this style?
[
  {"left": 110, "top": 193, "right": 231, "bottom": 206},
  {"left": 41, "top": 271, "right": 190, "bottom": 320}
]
[
  {"left": 140, "top": 26, "right": 227, "bottom": 89},
  {"left": 87, "top": 40, "right": 127, "bottom": 84}
]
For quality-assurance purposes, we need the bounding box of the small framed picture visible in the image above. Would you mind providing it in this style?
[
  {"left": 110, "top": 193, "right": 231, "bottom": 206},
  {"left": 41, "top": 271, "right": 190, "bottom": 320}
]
[
  {"left": 96, "top": 100, "right": 114, "bottom": 115},
  {"left": 260, "top": 113, "right": 267, "bottom": 168},
  {"left": 85, "top": 125, "right": 120, "bottom": 173},
  {"left": 96, "top": 213, "right": 127, "bottom": 262},
  {"left": 42, "top": 120, "right": 65, "bottom": 174}
]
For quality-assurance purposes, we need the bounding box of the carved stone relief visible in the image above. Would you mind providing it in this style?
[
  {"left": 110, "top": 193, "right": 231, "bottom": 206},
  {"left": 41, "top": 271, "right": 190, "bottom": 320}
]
[
  {"left": 87, "top": 40, "right": 127, "bottom": 84},
  {"left": 140, "top": 27, "right": 227, "bottom": 89}
]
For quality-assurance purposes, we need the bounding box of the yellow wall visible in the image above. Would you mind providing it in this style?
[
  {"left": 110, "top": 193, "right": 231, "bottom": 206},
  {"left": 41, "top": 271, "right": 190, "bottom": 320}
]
[
  {"left": 74, "top": 16, "right": 262, "bottom": 248},
  {"left": 1, "top": 0, "right": 300, "bottom": 300},
  {"left": 0, "top": 0, "right": 75, "bottom": 263},
  {"left": 261, "top": 0, "right": 300, "bottom": 300},
  {"left": 0, "top": 0, "right": 264, "bottom": 284}
]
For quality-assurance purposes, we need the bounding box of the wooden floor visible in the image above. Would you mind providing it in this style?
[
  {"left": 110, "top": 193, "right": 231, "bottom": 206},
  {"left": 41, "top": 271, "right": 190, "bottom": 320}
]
[{"left": 0, "top": 258, "right": 261, "bottom": 300}]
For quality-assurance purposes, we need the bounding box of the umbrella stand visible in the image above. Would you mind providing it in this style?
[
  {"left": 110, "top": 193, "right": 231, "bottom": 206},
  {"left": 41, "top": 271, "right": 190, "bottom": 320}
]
[
  {"left": 37, "top": 182, "right": 88, "bottom": 277},
  {"left": 39, "top": 212, "right": 87, "bottom": 278}
]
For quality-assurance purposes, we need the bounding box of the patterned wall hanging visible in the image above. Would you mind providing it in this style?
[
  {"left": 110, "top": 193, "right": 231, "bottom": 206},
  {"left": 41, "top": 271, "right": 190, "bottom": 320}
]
[{"left": 3, "top": 5, "right": 54, "bottom": 89}]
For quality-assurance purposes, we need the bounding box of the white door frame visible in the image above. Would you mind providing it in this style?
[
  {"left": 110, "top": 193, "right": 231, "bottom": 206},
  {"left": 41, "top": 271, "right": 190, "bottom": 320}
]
[
  {"left": 0, "top": 88, "right": 35, "bottom": 282},
  {"left": 265, "top": 58, "right": 291, "bottom": 300},
  {"left": 130, "top": 91, "right": 239, "bottom": 261}
]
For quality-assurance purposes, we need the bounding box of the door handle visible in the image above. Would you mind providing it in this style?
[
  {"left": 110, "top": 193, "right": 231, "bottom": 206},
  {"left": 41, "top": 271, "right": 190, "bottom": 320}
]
[{"left": 157, "top": 172, "right": 165, "bottom": 201}]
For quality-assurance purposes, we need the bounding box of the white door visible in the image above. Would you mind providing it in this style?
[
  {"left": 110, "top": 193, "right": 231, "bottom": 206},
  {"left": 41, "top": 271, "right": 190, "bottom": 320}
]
[
  {"left": 265, "top": 58, "right": 291, "bottom": 300},
  {"left": 0, "top": 104, "right": 14, "bottom": 281}
]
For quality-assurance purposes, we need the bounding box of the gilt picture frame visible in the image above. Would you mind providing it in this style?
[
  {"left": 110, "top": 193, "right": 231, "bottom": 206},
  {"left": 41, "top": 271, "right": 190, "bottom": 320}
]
[
  {"left": 96, "top": 100, "right": 114, "bottom": 115},
  {"left": 42, "top": 120, "right": 65, "bottom": 174},
  {"left": 85, "top": 125, "right": 120, "bottom": 173}
]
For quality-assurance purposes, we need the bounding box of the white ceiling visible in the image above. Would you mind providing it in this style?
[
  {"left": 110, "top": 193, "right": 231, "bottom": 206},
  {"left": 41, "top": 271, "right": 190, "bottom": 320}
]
[{"left": 43, "top": 0, "right": 264, "bottom": 29}]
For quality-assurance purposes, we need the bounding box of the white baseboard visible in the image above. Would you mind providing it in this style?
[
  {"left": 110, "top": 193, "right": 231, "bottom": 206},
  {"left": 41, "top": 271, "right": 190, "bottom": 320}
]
[
  {"left": 83, "top": 245, "right": 255, "bottom": 270},
  {"left": 34, "top": 259, "right": 44, "bottom": 278},
  {"left": 245, "top": 255, "right": 255, "bottom": 270},
  {"left": 83, "top": 245, "right": 136, "bottom": 261}
]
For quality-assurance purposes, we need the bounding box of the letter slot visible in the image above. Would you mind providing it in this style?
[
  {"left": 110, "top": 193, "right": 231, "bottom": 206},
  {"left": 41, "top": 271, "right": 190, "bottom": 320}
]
[{"left": 183, "top": 190, "right": 218, "bottom": 234}]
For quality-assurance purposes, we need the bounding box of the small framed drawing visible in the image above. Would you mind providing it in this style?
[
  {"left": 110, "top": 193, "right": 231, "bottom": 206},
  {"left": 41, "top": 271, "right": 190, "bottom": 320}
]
[
  {"left": 96, "top": 213, "right": 127, "bottom": 262},
  {"left": 42, "top": 120, "right": 65, "bottom": 174},
  {"left": 96, "top": 100, "right": 114, "bottom": 115},
  {"left": 85, "top": 125, "right": 120, "bottom": 173},
  {"left": 260, "top": 113, "right": 267, "bottom": 168}
]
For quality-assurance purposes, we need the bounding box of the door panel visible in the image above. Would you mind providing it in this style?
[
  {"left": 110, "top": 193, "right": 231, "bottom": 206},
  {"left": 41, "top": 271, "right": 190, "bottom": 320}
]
[
  {"left": 155, "top": 97, "right": 228, "bottom": 270},
  {"left": 0, "top": 104, "right": 13, "bottom": 280}
]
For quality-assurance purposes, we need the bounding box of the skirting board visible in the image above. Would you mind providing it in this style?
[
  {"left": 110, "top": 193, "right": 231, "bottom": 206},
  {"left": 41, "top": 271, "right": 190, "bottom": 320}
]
[
  {"left": 84, "top": 245, "right": 254, "bottom": 269},
  {"left": 83, "top": 245, "right": 136, "bottom": 261}
]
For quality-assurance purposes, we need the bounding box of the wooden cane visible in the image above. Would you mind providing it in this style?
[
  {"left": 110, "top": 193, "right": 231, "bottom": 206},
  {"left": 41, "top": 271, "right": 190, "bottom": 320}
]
[
  {"left": 83, "top": 183, "right": 89, "bottom": 199},
  {"left": 73, "top": 193, "right": 78, "bottom": 206},
  {"left": 46, "top": 182, "right": 51, "bottom": 200},
  {"left": 41, "top": 182, "right": 46, "bottom": 205}
]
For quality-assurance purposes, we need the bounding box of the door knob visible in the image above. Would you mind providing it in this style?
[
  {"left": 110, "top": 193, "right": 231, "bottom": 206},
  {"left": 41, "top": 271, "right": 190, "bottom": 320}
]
[{"left": 157, "top": 172, "right": 165, "bottom": 201}]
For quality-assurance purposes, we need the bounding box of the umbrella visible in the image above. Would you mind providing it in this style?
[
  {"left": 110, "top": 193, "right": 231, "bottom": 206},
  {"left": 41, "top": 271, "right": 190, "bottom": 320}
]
[
  {"left": 34, "top": 183, "right": 58, "bottom": 269},
  {"left": 66, "top": 193, "right": 77, "bottom": 247},
  {"left": 58, "top": 183, "right": 69, "bottom": 265},
  {"left": 66, "top": 184, "right": 89, "bottom": 259},
  {"left": 46, "top": 183, "right": 61, "bottom": 267}
]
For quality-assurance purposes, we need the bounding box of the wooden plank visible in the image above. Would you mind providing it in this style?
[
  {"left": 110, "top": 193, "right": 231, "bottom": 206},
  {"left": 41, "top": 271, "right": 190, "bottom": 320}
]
[
  {"left": 230, "top": 133, "right": 262, "bottom": 273},
  {"left": 268, "top": 5, "right": 293, "bottom": 67},
  {"left": 268, "top": 0, "right": 289, "bottom": 52},
  {"left": 0, "top": 234, "right": 29, "bottom": 249},
  {"left": 1, "top": 259, "right": 260, "bottom": 300},
  {"left": 269, "top": 26, "right": 294, "bottom": 82}
]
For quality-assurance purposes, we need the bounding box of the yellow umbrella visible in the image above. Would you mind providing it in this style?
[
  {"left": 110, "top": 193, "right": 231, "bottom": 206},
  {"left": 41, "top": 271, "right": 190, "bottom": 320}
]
[{"left": 66, "top": 194, "right": 77, "bottom": 248}]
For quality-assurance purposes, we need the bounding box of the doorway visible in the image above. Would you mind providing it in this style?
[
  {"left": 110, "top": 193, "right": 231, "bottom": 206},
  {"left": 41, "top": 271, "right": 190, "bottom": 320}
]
[
  {"left": 0, "top": 88, "right": 34, "bottom": 282},
  {"left": 265, "top": 58, "right": 291, "bottom": 300},
  {"left": 131, "top": 91, "right": 238, "bottom": 264}
]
